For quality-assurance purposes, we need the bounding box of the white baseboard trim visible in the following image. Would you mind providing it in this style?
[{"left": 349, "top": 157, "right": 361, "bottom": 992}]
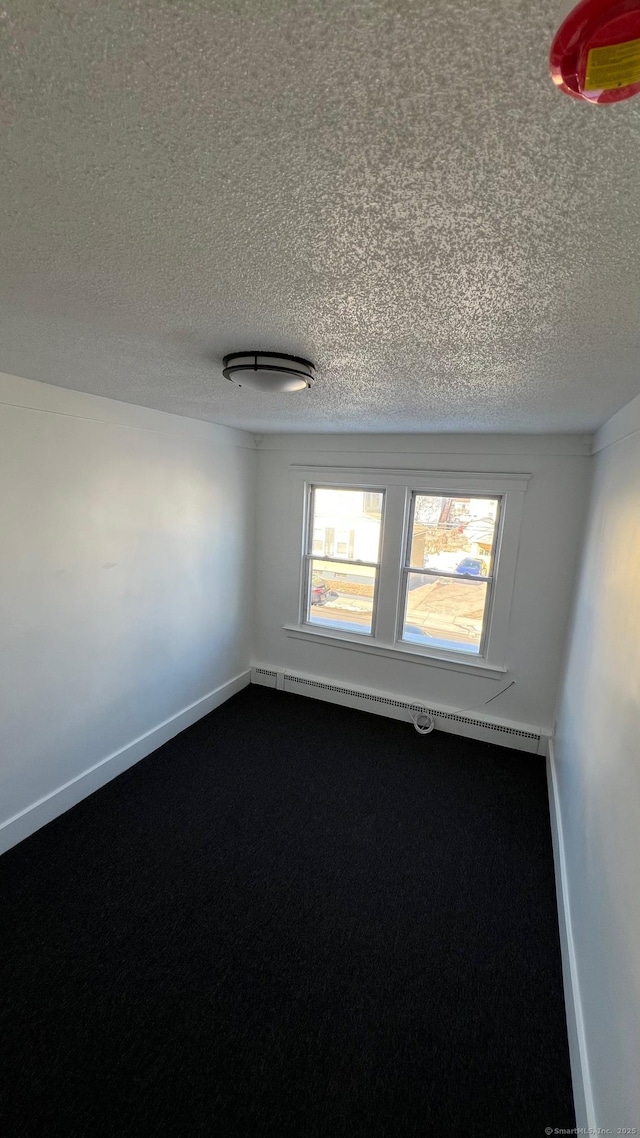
[
  {"left": 547, "top": 739, "right": 596, "bottom": 1131},
  {"left": 251, "top": 664, "right": 549, "bottom": 754},
  {"left": 0, "top": 669, "right": 251, "bottom": 856}
]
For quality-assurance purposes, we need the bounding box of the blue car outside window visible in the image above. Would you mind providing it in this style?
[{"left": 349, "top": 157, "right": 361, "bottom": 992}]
[{"left": 456, "top": 558, "right": 481, "bottom": 575}]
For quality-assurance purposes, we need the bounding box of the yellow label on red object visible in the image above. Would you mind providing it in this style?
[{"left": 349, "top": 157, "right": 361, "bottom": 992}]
[{"left": 584, "top": 37, "right": 640, "bottom": 91}]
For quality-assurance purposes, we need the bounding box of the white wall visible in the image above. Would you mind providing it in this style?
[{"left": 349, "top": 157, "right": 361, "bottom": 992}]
[
  {"left": 253, "top": 434, "right": 592, "bottom": 732},
  {"left": 0, "top": 372, "right": 256, "bottom": 847},
  {"left": 554, "top": 393, "right": 640, "bottom": 1130}
]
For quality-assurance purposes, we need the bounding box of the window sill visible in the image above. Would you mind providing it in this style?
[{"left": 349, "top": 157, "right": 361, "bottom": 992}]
[{"left": 283, "top": 624, "right": 508, "bottom": 678}]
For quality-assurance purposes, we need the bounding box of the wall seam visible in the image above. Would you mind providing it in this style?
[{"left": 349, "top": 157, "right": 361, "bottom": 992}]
[{"left": 0, "top": 397, "right": 255, "bottom": 447}]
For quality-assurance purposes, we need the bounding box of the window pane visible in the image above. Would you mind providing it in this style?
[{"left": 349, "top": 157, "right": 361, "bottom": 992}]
[
  {"left": 409, "top": 495, "right": 499, "bottom": 576},
  {"left": 401, "top": 571, "right": 488, "bottom": 655},
  {"left": 311, "top": 488, "right": 383, "bottom": 562},
  {"left": 307, "top": 560, "right": 376, "bottom": 635}
]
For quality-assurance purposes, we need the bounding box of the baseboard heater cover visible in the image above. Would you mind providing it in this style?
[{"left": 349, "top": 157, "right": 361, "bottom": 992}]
[
  {"left": 251, "top": 667, "right": 547, "bottom": 754},
  {"left": 253, "top": 667, "right": 278, "bottom": 683}
]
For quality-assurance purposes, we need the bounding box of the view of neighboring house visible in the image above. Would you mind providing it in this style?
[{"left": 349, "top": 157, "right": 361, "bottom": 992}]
[{"left": 311, "top": 489, "right": 382, "bottom": 581}]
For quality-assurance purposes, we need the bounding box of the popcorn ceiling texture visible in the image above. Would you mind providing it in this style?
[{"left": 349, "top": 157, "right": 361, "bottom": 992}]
[{"left": 1, "top": 0, "right": 640, "bottom": 433}]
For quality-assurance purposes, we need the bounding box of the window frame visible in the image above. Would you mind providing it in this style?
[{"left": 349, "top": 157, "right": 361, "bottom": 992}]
[
  {"left": 397, "top": 490, "right": 504, "bottom": 659},
  {"left": 291, "top": 467, "right": 530, "bottom": 676},
  {"left": 301, "top": 483, "right": 386, "bottom": 639}
]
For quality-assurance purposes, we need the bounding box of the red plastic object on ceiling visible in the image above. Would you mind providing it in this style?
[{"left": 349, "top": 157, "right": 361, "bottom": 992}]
[{"left": 550, "top": 0, "right": 640, "bottom": 102}]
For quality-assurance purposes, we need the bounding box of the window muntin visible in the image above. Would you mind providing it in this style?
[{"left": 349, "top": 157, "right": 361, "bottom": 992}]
[
  {"left": 303, "top": 487, "right": 385, "bottom": 637},
  {"left": 399, "top": 494, "right": 501, "bottom": 656}
]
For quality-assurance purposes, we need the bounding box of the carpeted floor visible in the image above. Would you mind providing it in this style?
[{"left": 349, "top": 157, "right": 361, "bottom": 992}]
[{"left": 0, "top": 685, "right": 575, "bottom": 1137}]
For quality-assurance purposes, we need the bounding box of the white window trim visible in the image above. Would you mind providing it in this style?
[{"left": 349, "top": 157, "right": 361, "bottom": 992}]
[{"left": 291, "top": 466, "right": 530, "bottom": 675}]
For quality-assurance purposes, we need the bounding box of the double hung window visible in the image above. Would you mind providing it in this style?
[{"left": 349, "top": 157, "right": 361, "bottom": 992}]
[{"left": 297, "top": 471, "right": 528, "bottom": 672}]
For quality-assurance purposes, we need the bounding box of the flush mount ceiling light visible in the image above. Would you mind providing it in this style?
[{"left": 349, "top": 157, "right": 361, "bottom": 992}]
[{"left": 222, "top": 351, "right": 315, "bottom": 393}]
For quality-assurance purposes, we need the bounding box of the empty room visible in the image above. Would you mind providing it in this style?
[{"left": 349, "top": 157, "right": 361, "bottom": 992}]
[{"left": 1, "top": 1, "right": 639, "bottom": 1135}]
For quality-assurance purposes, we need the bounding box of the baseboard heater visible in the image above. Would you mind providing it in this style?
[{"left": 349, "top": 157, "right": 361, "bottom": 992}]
[{"left": 251, "top": 667, "right": 548, "bottom": 755}]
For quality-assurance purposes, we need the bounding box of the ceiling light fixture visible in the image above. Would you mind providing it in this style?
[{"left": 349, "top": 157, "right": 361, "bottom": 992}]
[{"left": 222, "top": 351, "right": 315, "bottom": 393}]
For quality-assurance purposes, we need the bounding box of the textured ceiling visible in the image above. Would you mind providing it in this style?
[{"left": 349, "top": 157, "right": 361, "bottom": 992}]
[{"left": 2, "top": 0, "right": 640, "bottom": 433}]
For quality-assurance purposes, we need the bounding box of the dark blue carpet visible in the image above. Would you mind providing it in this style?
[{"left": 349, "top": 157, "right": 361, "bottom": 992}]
[{"left": 0, "top": 684, "right": 575, "bottom": 1136}]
